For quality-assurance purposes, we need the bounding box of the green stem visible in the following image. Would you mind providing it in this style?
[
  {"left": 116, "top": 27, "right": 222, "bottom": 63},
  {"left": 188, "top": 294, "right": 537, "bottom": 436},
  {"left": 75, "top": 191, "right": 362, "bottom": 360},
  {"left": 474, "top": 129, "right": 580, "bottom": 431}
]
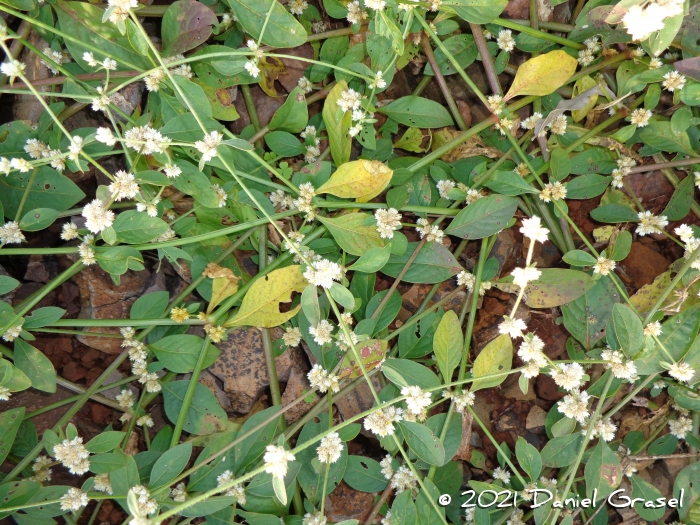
[{"left": 494, "top": 18, "right": 585, "bottom": 49}]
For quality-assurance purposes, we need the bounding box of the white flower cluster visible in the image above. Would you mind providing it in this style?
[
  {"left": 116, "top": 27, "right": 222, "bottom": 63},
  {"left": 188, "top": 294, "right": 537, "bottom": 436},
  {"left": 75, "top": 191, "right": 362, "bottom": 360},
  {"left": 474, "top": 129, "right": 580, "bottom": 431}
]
[
  {"left": 364, "top": 406, "right": 404, "bottom": 437},
  {"left": 0, "top": 221, "right": 25, "bottom": 245},
  {"left": 53, "top": 436, "right": 90, "bottom": 475},
  {"left": 336, "top": 88, "right": 372, "bottom": 137},
  {"left": 293, "top": 182, "right": 316, "bottom": 221},
  {"left": 105, "top": 0, "right": 139, "bottom": 24},
  {"left": 456, "top": 270, "right": 492, "bottom": 296},
  {"left": 518, "top": 333, "right": 548, "bottom": 378},
  {"left": 390, "top": 465, "right": 417, "bottom": 494},
  {"left": 551, "top": 362, "right": 586, "bottom": 390},
  {"left": 82, "top": 199, "right": 114, "bottom": 234},
  {"left": 22, "top": 138, "right": 66, "bottom": 172},
  {"left": 244, "top": 40, "right": 264, "bottom": 78},
  {"left": 307, "top": 364, "right": 340, "bottom": 393},
  {"left": 317, "top": 432, "right": 343, "bottom": 463},
  {"left": 131, "top": 485, "right": 158, "bottom": 515},
  {"left": 668, "top": 416, "right": 692, "bottom": 439},
  {"left": 584, "top": 418, "right": 617, "bottom": 442},
  {"left": 674, "top": 224, "right": 700, "bottom": 271},
  {"left": 82, "top": 52, "right": 117, "bottom": 72},
  {"left": 667, "top": 361, "right": 695, "bottom": 383},
  {"left": 304, "top": 258, "right": 343, "bottom": 288},
  {"left": 375, "top": 208, "right": 402, "bottom": 239},
  {"left": 41, "top": 46, "right": 71, "bottom": 75},
  {"left": 263, "top": 445, "right": 296, "bottom": 479},
  {"left": 577, "top": 37, "right": 601, "bottom": 67},
  {"left": 600, "top": 348, "right": 637, "bottom": 380},
  {"left": 636, "top": 210, "right": 668, "bottom": 236},
  {"left": 0, "top": 59, "right": 26, "bottom": 84},
  {"left": 194, "top": 130, "right": 223, "bottom": 163},
  {"left": 216, "top": 471, "right": 246, "bottom": 501},
  {"left": 538, "top": 182, "right": 567, "bottom": 203},
  {"left": 611, "top": 156, "right": 637, "bottom": 188},
  {"left": 401, "top": 385, "right": 431, "bottom": 418},
  {"left": 416, "top": 218, "right": 444, "bottom": 243},
  {"left": 622, "top": 0, "right": 685, "bottom": 42},
  {"left": 558, "top": 389, "right": 591, "bottom": 423},
  {"left": 270, "top": 189, "right": 295, "bottom": 211},
  {"left": 60, "top": 488, "right": 89, "bottom": 512},
  {"left": 31, "top": 455, "right": 52, "bottom": 483},
  {"left": 121, "top": 326, "right": 162, "bottom": 396},
  {"left": 309, "top": 320, "right": 335, "bottom": 345},
  {"left": 346, "top": 0, "right": 368, "bottom": 24},
  {"left": 492, "top": 467, "right": 511, "bottom": 484},
  {"left": 450, "top": 389, "right": 476, "bottom": 412},
  {"left": 630, "top": 108, "right": 652, "bottom": 127},
  {"left": 283, "top": 326, "right": 302, "bottom": 347},
  {"left": 496, "top": 29, "right": 515, "bottom": 52}
]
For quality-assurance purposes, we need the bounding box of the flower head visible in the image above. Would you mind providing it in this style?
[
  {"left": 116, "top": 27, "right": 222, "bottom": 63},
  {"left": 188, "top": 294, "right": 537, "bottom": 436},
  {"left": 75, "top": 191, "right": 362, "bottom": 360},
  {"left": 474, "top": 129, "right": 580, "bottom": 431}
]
[
  {"left": 668, "top": 361, "right": 695, "bottom": 383},
  {"left": 520, "top": 216, "right": 549, "bottom": 243},
  {"left": 558, "top": 390, "right": 591, "bottom": 423},
  {"left": 630, "top": 108, "right": 652, "bottom": 127},
  {"left": 551, "top": 362, "right": 585, "bottom": 391},
  {"left": 636, "top": 211, "right": 668, "bottom": 236},
  {"left": 593, "top": 257, "right": 616, "bottom": 276},
  {"left": 53, "top": 437, "right": 90, "bottom": 475},
  {"left": 60, "top": 488, "right": 89, "bottom": 512},
  {"left": 263, "top": 445, "right": 296, "bottom": 479},
  {"left": 309, "top": 320, "right": 334, "bottom": 346},
  {"left": 401, "top": 385, "right": 432, "bottom": 415},
  {"left": 375, "top": 208, "right": 402, "bottom": 239},
  {"left": 498, "top": 315, "right": 527, "bottom": 339},
  {"left": 662, "top": 70, "right": 686, "bottom": 92},
  {"left": 364, "top": 406, "right": 404, "bottom": 437},
  {"left": 194, "top": 131, "right": 223, "bottom": 163},
  {"left": 497, "top": 29, "right": 515, "bottom": 52},
  {"left": 317, "top": 432, "right": 343, "bottom": 463}
]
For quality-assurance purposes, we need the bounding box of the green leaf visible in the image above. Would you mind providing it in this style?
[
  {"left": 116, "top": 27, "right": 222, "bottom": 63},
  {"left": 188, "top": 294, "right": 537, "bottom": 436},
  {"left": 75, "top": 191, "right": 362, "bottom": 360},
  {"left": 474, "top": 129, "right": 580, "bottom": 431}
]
[
  {"left": 640, "top": 121, "right": 698, "bottom": 156},
  {"left": 504, "top": 50, "right": 578, "bottom": 100},
  {"left": 234, "top": 406, "right": 283, "bottom": 471},
  {"left": 382, "top": 358, "right": 441, "bottom": 391},
  {"left": 445, "top": 0, "right": 507, "bottom": 24},
  {"left": 172, "top": 160, "right": 221, "bottom": 208},
  {"left": 226, "top": 266, "right": 307, "bottom": 328},
  {"left": 378, "top": 96, "right": 454, "bottom": 128},
  {"left": 631, "top": 475, "right": 665, "bottom": 521},
  {"left": 330, "top": 283, "right": 355, "bottom": 310},
  {"left": 323, "top": 80, "right": 352, "bottom": 166},
  {"left": 425, "top": 35, "right": 477, "bottom": 76},
  {"left": 391, "top": 490, "right": 417, "bottom": 525},
  {"left": 0, "top": 407, "right": 25, "bottom": 465},
  {"left": 585, "top": 440, "right": 622, "bottom": 500},
  {"left": 172, "top": 76, "right": 213, "bottom": 119},
  {"left": 85, "top": 431, "right": 126, "bottom": 453},
  {"left": 161, "top": 0, "right": 217, "bottom": 56},
  {"left": 610, "top": 231, "right": 632, "bottom": 261},
  {"left": 662, "top": 172, "right": 695, "bottom": 220},
  {"left": 24, "top": 307, "right": 66, "bottom": 330},
  {"left": 607, "top": 303, "right": 643, "bottom": 356},
  {"left": 590, "top": 203, "right": 639, "bottom": 223},
  {"left": 112, "top": 211, "right": 169, "bottom": 244},
  {"left": 565, "top": 174, "right": 612, "bottom": 200},
  {"left": 515, "top": 436, "right": 542, "bottom": 481},
  {"left": 365, "top": 290, "right": 402, "bottom": 334},
  {"left": 434, "top": 310, "right": 463, "bottom": 381},
  {"left": 495, "top": 269, "right": 596, "bottom": 308},
  {"left": 562, "top": 249, "right": 597, "bottom": 267},
  {"left": 150, "top": 334, "right": 220, "bottom": 373},
  {"left": 674, "top": 462, "right": 700, "bottom": 521},
  {"left": 96, "top": 246, "right": 144, "bottom": 276},
  {"left": 14, "top": 339, "right": 56, "bottom": 393},
  {"left": 131, "top": 291, "right": 170, "bottom": 319},
  {"left": 162, "top": 380, "right": 228, "bottom": 435},
  {"left": 55, "top": 1, "right": 151, "bottom": 71},
  {"left": 382, "top": 242, "right": 462, "bottom": 284},
  {"left": 399, "top": 421, "right": 445, "bottom": 466},
  {"left": 347, "top": 244, "right": 392, "bottom": 273},
  {"left": 0, "top": 167, "right": 85, "bottom": 218},
  {"left": 540, "top": 433, "right": 583, "bottom": 467},
  {"left": 549, "top": 148, "right": 571, "bottom": 181},
  {"left": 471, "top": 334, "right": 512, "bottom": 391},
  {"left": 269, "top": 87, "right": 309, "bottom": 133},
  {"left": 0, "top": 276, "right": 20, "bottom": 295},
  {"left": 150, "top": 443, "right": 192, "bottom": 488},
  {"left": 482, "top": 171, "right": 538, "bottom": 196},
  {"left": 445, "top": 195, "right": 518, "bottom": 239},
  {"left": 19, "top": 208, "right": 59, "bottom": 232},
  {"left": 264, "top": 131, "right": 305, "bottom": 157},
  {"left": 344, "top": 456, "right": 389, "bottom": 493},
  {"left": 319, "top": 213, "right": 386, "bottom": 256},
  {"left": 227, "top": 0, "right": 307, "bottom": 48}
]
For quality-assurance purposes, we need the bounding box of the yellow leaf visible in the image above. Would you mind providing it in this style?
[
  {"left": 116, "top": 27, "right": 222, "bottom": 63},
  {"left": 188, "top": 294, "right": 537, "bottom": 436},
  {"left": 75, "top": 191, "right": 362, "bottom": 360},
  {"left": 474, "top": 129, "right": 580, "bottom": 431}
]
[
  {"left": 337, "top": 339, "right": 388, "bottom": 379},
  {"left": 316, "top": 159, "right": 393, "bottom": 203},
  {"left": 224, "top": 265, "right": 306, "bottom": 328},
  {"left": 504, "top": 50, "right": 578, "bottom": 101},
  {"left": 571, "top": 76, "right": 599, "bottom": 122},
  {"left": 471, "top": 334, "right": 512, "bottom": 391}
]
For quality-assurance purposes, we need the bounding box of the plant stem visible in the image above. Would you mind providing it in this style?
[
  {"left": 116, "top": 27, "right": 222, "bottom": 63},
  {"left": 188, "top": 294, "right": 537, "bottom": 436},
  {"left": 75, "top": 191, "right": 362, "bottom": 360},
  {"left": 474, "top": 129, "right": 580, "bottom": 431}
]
[
  {"left": 470, "top": 23, "right": 501, "bottom": 95},
  {"left": 421, "top": 33, "right": 467, "bottom": 131}
]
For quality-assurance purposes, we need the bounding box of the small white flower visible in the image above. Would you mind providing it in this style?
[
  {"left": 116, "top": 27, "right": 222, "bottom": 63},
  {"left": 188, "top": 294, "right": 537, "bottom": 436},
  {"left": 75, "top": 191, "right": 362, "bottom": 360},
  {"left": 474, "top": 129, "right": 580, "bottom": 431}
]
[
  {"left": 364, "top": 406, "right": 404, "bottom": 437},
  {"left": 364, "top": 0, "right": 386, "bottom": 10},
  {"left": 337, "top": 89, "right": 362, "bottom": 112},
  {"left": 380, "top": 455, "right": 394, "bottom": 480},
  {"left": 53, "top": 437, "right": 90, "bottom": 475},
  {"left": 304, "top": 258, "right": 343, "bottom": 289},
  {"left": 307, "top": 363, "right": 340, "bottom": 393},
  {"left": 109, "top": 170, "right": 140, "bottom": 201},
  {"left": 375, "top": 208, "right": 402, "bottom": 239},
  {"left": 263, "top": 445, "right": 296, "bottom": 479},
  {"left": 289, "top": 0, "right": 308, "bottom": 14},
  {"left": 317, "top": 432, "right": 343, "bottom": 464},
  {"left": 511, "top": 266, "right": 541, "bottom": 287},
  {"left": 83, "top": 52, "right": 98, "bottom": 67},
  {"left": 636, "top": 211, "right": 668, "bottom": 236},
  {"left": 245, "top": 60, "right": 260, "bottom": 78},
  {"left": 103, "top": 58, "right": 117, "bottom": 71},
  {"left": 521, "top": 112, "right": 542, "bottom": 130},
  {"left": 662, "top": 70, "right": 686, "bottom": 92},
  {"left": 10, "top": 158, "right": 32, "bottom": 173},
  {"left": 0, "top": 221, "right": 25, "bottom": 245},
  {"left": 391, "top": 465, "right": 417, "bottom": 494},
  {"left": 496, "top": 29, "right": 515, "bottom": 52},
  {"left": 282, "top": 326, "right": 302, "bottom": 347},
  {"left": 487, "top": 94, "right": 504, "bottom": 115},
  {"left": 643, "top": 321, "right": 662, "bottom": 337},
  {"left": 370, "top": 70, "right": 386, "bottom": 90},
  {"left": 551, "top": 362, "right": 585, "bottom": 391},
  {"left": 593, "top": 257, "right": 616, "bottom": 276},
  {"left": 1, "top": 60, "right": 26, "bottom": 84},
  {"left": 309, "top": 320, "right": 334, "bottom": 346},
  {"left": 194, "top": 131, "right": 223, "bottom": 163},
  {"left": 0, "top": 386, "right": 11, "bottom": 401},
  {"left": 453, "top": 390, "right": 475, "bottom": 412},
  {"left": 539, "top": 182, "right": 567, "bottom": 202},
  {"left": 669, "top": 416, "right": 693, "bottom": 439},
  {"left": 548, "top": 115, "right": 567, "bottom": 135},
  {"left": 95, "top": 127, "right": 117, "bottom": 146},
  {"left": 498, "top": 315, "right": 527, "bottom": 339},
  {"left": 303, "top": 511, "right": 327, "bottom": 525},
  {"left": 437, "top": 179, "right": 456, "bottom": 199},
  {"left": 346, "top": 0, "right": 367, "bottom": 23},
  {"left": 492, "top": 467, "right": 511, "bottom": 484},
  {"left": 94, "top": 473, "right": 113, "bottom": 494},
  {"left": 520, "top": 216, "right": 549, "bottom": 243},
  {"left": 2, "top": 324, "right": 23, "bottom": 342},
  {"left": 630, "top": 108, "right": 652, "bottom": 127},
  {"left": 136, "top": 415, "right": 154, "bottom": 427},
  {"left": 60, "top": 488, "right": 89, "bottom": 512},
  {"left": 558, "top": 390, "right": 590, "bottom": 423},
  {"left": 298, "top": 76, "right": 313, "bottom": 94},
  {"left": 401, "top": 385, "right": 432, "bottom": 415},
  {"left": 668, "top": 361, "right": 695, "bottom": 383},
  {"left": 416, "top": 218, "right": 444, "bottom": 243},
  {"left": 82, "top": 199, "right": 115, "bottom": 233}
]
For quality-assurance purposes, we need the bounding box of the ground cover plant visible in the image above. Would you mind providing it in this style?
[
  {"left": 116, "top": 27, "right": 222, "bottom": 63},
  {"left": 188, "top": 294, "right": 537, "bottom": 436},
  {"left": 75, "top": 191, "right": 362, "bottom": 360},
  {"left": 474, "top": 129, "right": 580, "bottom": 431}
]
[{"left": 0, "top": 0, "right": 700, "bottom": 523}]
